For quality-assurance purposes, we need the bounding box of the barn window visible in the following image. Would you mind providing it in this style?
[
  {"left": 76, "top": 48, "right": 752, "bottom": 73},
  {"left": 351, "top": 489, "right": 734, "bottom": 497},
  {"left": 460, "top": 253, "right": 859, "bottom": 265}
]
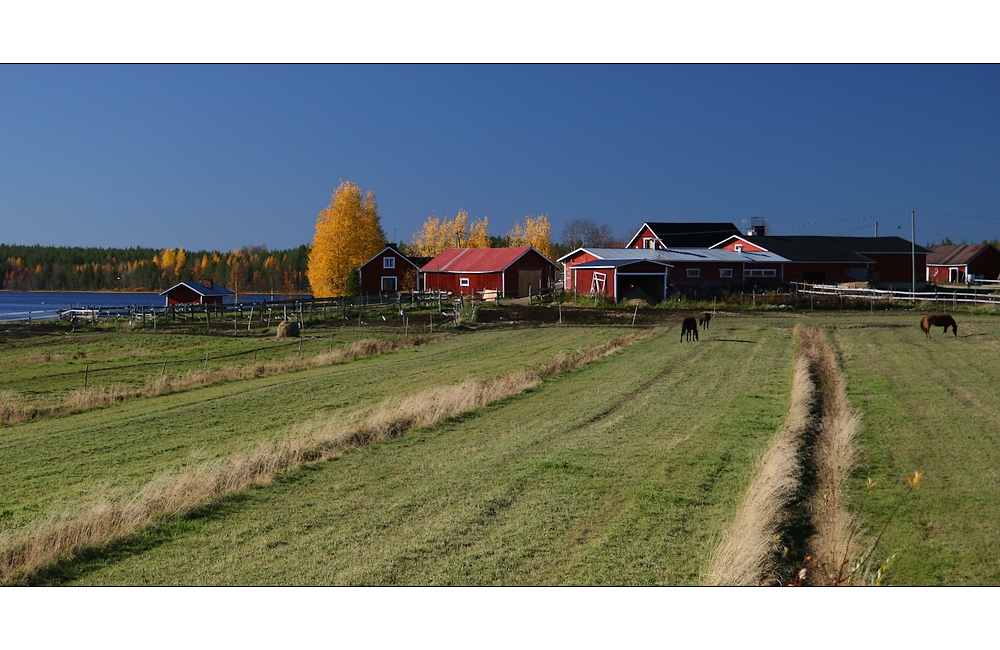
[
  {"left": 381, "top": 276, "right": 397, "bottom": 291},
  {"left": 643, "top": 238, "right": 659, "bottom": 249},
  {"left": 383, "top": 257, "right": 395, "bottom": 269},
  {"left": 719, "top": 268, "right": 733, "bottom": 278},
  {"left": 459, "top": 277, "right": 470, "bottom": 287},
  {"left": 744, "top": 269, "right": 776, "bottom": 278},
  {"left": 686, "top": 268, "right": 700, "bottom": 278},
  {"left": 734, "top": 244, "right": 743, "bottom": 253}
]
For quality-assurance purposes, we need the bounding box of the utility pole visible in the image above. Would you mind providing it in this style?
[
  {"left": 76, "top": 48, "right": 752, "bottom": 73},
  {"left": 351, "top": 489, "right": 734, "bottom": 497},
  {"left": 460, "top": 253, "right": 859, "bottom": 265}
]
[
  {"left": 911, "top": 209, "right": 916, "bottom": 300},
  {"left": 874, "top": 221, "right": 878, "bottom": 237}
]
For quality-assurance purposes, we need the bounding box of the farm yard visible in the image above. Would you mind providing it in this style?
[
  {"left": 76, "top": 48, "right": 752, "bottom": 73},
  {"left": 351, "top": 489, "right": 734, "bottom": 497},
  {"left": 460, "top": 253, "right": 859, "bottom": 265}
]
[{"left": 1, "top": 307, "right": 999, "bottom": 585}]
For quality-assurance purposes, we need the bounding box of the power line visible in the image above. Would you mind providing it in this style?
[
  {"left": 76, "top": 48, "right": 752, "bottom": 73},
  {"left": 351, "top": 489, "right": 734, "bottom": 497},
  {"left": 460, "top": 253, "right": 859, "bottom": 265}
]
[
  {"left": 918, "top": 211, "right": 1000, "bottom": 222},
  {"left": 786, "top": 211, "right": 908, "bottom": 228}
]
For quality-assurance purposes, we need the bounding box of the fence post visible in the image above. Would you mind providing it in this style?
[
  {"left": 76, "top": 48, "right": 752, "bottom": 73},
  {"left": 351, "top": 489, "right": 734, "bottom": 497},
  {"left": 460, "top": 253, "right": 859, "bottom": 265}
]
[
  {"left": 84, "top": 364, "right": 89, "bottom": 390},
  {"left": 161, "top": 359, "right": 167, "bottom": 378},
  {"left": 204, "top": 352, "right": 209, "bottom": 372}
]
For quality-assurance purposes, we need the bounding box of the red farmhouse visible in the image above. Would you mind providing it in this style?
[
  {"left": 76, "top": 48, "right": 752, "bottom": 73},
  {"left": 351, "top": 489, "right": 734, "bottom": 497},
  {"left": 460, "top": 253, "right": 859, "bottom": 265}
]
[
  {"left": 358, "top": 244, "right": 430, "bottom": 295},
  {"left": 421, "top": 247, "right": 558, "bottom": 298},
  {"left": 160, "top": 280, "right": 234, "bottom": 306},
  {"left": 926, "top": 244, "right": 1000, "bottom": 283}
]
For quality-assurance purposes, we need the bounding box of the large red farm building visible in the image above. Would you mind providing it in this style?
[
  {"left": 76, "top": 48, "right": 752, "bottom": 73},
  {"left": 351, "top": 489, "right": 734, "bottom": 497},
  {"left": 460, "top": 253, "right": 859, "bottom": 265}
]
[
  {"left": 926, "top": 244, "right": 1000, "bottom": 283},
  {"left": 421, "top": 246, "right": 558, "bottom": 298}
]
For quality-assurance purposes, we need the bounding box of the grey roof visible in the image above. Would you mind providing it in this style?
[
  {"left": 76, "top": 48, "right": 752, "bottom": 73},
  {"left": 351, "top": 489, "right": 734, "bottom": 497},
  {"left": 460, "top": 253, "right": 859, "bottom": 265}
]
[
  {"left": 562, "top": 247, "right": 788, "bottom": 264},
  {"left": 159, "top": 281, "right": 234, "bottom": 297},
  {"left": 570, "top": 258, "right": 673, "bottom": 270}
]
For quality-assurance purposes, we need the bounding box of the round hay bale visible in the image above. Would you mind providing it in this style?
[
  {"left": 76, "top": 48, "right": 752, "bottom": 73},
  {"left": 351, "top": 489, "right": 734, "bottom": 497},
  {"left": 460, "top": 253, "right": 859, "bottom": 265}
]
[{"left": 276, "top": 321, "right": 300, "bottom": 340}]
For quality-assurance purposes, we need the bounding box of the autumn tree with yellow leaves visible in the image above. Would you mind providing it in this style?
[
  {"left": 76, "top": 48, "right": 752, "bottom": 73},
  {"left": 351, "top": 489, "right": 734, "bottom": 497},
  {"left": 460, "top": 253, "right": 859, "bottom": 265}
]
[
  {"left": 411, "top": 210, "right": 491, "bottom": 257},
  {"left": 506, "top": 214, "right": 553, "bottom": 260},
  {"left": 307, "top": 180, "right": 387, "bottom": 297}
]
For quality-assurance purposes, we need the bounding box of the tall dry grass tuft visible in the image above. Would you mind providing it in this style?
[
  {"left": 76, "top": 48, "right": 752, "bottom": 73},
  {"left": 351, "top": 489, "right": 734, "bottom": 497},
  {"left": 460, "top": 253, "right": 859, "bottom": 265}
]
[
  {"left": 0, "top": 328, "right": 655, "bottom": 585},
  {"left": 0, "top": 390, "right": 31, "bottom": 425},
  {"left": 703, "top": 350, "right": 815, "bottom": 585},
  {"left": 802, "top": 326, "right": 862, "bottom": 584}
]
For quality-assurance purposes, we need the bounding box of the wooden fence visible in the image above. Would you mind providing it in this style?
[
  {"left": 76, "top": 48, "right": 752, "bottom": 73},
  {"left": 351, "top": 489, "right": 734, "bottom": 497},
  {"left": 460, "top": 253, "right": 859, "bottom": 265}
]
[{"left": 792, "top": 282, "right": 1000, "bottom": 308}]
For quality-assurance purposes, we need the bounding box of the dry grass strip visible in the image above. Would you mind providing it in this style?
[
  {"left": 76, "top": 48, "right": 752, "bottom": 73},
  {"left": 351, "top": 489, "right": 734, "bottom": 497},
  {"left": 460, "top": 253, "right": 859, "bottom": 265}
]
[
  {"left": 0, "top": 336, "right": 445, "bottom": 426},
  {"left": 703, "top": 324, "right": 862, "bottom": 586},
  {"left": 702, "top": 342, "right": 814, "bottom": 585},
  {"left": 0, "top": 328, "right": 655, "bottom": 585},
  {"left": 798, "top": 326, "right": 862, "bottom": 584}
]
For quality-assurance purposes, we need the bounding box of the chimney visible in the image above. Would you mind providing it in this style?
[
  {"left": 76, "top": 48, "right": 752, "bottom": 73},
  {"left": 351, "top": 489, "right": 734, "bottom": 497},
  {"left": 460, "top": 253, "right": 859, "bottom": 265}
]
[
  {"left": 201, "top": 278, "right": 214, "bottom": 290},
  {"left": 748, "top": 217, "right": 767, "bottom": 237}
]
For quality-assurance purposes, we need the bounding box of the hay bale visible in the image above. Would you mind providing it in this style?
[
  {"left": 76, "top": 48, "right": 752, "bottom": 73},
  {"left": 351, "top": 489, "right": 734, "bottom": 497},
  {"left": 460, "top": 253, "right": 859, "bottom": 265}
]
[{"left": 276, "top": 321, "right": 300, "bottom": 340}]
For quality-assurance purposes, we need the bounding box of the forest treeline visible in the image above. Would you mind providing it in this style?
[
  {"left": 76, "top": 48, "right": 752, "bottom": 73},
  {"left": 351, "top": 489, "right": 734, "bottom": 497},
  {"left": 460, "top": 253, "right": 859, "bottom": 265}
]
[{"left": 0, "top": 243, "right": 311, "bottom": 294}]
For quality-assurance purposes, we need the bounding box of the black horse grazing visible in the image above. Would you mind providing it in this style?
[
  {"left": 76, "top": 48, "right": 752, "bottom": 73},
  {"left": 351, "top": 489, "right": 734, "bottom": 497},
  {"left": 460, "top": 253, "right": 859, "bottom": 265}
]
[
  {"left": 920, "top": 314, "right": 957, "bottom": 338},
  {"left": 681, "top": 317, "right": 699, "bottom": 342},
  {"left": 699, "top": 312, "right": 711, "bottom": 330}
]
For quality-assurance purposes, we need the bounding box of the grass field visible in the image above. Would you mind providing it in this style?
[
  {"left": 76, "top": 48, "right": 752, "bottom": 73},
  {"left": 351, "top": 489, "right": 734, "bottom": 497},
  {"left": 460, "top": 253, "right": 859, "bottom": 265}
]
[{"left": 2, "top": 308, "right": 998, "bottom": 585}]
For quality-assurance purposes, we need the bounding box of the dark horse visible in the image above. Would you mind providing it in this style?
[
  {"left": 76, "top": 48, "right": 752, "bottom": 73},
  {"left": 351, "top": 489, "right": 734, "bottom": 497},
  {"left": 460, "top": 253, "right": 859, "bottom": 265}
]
[
  {"left": 920, "top": 314, "right": 957, "bottom": 338},
  {"left": 681, "top": 317, "right": 699, "bottom": 342},
  {"left": 699, "top": 312, "right": 711, "bottom": 330}
]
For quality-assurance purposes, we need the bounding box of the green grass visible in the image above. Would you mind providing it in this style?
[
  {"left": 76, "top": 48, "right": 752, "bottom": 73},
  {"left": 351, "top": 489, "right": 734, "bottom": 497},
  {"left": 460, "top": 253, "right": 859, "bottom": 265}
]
[
  {"left": 36, "top": 318, "right": 795, "bottom": 585},
  {"left": 824, "top": 312, "right": 1000, "bottom": 585},
  {"left": 0, "top": 327, "right": 627, "bottom": 529}
]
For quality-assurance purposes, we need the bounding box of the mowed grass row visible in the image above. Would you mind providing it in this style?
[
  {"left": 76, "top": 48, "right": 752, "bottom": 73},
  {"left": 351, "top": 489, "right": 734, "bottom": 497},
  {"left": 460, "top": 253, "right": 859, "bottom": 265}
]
[
  {"left": 0, "top": 327, "right": 624, "bottom": 529},
  {"left": 53, "top": 319, "right": 795, "bottom": 585},
  {"left": 0, "top": 328, "right": 408, "bottom": 406},
  {"left": 824, "top": 313, "right": 1000, "bottom": 585}
]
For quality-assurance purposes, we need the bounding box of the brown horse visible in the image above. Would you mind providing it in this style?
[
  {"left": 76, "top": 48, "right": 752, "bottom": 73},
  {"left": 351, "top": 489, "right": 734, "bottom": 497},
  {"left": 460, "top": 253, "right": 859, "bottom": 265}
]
[
  {"left": 920, "top": 314, "right": 957, "bottom": 338},
  {"left": 699, "top": 312, "right": 711, "bottom": 330},
  {"left": 681, "top": 317, "right": 699, "bottom": 342}
]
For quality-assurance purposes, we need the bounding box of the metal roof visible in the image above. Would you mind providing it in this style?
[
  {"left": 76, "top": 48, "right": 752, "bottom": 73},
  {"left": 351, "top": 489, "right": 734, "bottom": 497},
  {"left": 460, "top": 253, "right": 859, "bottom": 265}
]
[
  {"left": 421, "top": 246, "right": 555, "bottom": 273},
  {"left": 927, "top": 244, "right": 991, "bottom": 266},
  {"left": 570, "top": 258, "right": 672, "bottom": 269},
  {"left": 159, "top": 281, "right": 234, "bottom": 297},
  {"left": 563, "top": 247, "right": 788, "bottom": 264}
]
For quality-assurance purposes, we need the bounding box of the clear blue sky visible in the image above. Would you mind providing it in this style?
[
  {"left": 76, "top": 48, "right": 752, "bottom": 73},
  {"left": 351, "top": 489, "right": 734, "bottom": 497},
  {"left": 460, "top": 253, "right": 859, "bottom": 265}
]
[{"left": 1, "top": 64, "right": 997, "bottom": 252}]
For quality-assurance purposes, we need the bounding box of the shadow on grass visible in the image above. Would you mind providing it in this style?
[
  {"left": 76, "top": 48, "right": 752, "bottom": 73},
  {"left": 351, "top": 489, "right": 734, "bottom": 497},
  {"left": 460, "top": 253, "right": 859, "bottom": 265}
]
[{"left": 26, "top": 465, "right": 324, "bottom": 586}]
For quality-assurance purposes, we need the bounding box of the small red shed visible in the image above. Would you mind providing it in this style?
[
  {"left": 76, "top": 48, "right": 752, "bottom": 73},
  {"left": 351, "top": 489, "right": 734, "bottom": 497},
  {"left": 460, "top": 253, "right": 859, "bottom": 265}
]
[
  {"left": 358, "top": 245, "right": 429, "bottom": 295},
  {"left": 926, "top": 244, "right": 1000, "bottom": 283},
  {"left": 160, "top": 280, "right": 234, "bottom": 306},
  {"left": 421, "top": 247, "right": 558, "bottom": 298}
]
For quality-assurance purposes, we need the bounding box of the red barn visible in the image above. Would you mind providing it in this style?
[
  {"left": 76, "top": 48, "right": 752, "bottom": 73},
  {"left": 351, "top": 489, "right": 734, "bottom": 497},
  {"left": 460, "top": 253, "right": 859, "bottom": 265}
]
[
  {"left": 160, "top": 280, "right": 234, "bottom": 306},
  {"left": 358, "top": 245, "right": 429, "bottom": 295},
  {"left": 421, "top": 247, "right": 558, "bottom": 298},
  {"left": 926, "top": 244, "right": 1000, "bottom": 283}
]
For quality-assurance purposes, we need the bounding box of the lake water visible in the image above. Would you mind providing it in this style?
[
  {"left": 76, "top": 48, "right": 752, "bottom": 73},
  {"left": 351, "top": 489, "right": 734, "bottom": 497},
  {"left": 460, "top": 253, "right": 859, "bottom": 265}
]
[{"left": 0, "top": 291, "right": 284, "bottom": 322}]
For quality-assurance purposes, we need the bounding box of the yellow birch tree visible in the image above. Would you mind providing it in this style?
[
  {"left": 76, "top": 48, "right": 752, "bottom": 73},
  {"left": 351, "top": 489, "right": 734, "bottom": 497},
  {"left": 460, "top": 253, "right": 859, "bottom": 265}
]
[
  {"left": 307, "top": 180, "right": 388, "bottom": 297},
  {"left": 411, "top": 210, "right": 492, "bottom": 256},
  {"left": 507, "top": 214, "right": 553, "bottom": 259}
]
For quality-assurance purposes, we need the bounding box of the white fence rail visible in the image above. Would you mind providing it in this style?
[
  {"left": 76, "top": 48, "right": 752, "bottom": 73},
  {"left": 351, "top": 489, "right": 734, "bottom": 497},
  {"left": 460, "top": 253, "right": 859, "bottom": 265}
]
[{"left": 792, "top": 282, "right": 1000, "bottom": 307}]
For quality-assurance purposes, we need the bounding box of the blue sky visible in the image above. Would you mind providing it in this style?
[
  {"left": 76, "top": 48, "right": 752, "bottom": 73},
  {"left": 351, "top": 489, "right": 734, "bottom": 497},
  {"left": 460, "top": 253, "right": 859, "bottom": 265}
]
[{"left": 1, "top": 64, "right": 997, "bottom": 252}]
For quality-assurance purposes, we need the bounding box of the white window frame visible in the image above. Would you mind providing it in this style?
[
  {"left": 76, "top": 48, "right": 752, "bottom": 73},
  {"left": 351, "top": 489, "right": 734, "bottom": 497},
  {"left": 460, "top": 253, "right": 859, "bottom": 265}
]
[
  {"left": 459, "top": 277, "right": 470, "bottom": 287},
  {"left": 381, "top": 276, "right": 398, "bottom": 292},
  {"left": 734, "top": 244, "right": 743, "bottom": 253},
  {"left": 744, "top": 268, "right": 776, "bottom": 278},
  {"left": 719, "top": 268, "right": 733, "bottom": 278},
  {"left": 643, "top": 238, "right": 658, "bottom": 249},
  {"left": 686, "top": 268, "right": 700, "bottom": 278},
  {"left": 383, "top": 256, "right": 395, "bottom": 269}
]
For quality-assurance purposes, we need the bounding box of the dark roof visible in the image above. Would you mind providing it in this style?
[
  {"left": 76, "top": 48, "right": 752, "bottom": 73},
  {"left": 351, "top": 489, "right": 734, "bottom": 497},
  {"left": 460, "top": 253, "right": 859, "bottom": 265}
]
[
  {"left": 927, "top": 244, "right": 991, "bottom": 265},
  {"left": 834, "top": 237, "right": 932, "bottom": 255},
  {"left": 159, "top": 281, "right": 234, "bottom": 297},
  {"left": 421, "top": 247, "right": 555, "bottom": 273},
  {"left": 629, "top": 222, "right": 741, "bottom": 248},
  {"left": 725, "top": 236, "right": 874, "bottom": 263},
  {"left": 361, "top": 245, "right": 428, "bottom": 270}
]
